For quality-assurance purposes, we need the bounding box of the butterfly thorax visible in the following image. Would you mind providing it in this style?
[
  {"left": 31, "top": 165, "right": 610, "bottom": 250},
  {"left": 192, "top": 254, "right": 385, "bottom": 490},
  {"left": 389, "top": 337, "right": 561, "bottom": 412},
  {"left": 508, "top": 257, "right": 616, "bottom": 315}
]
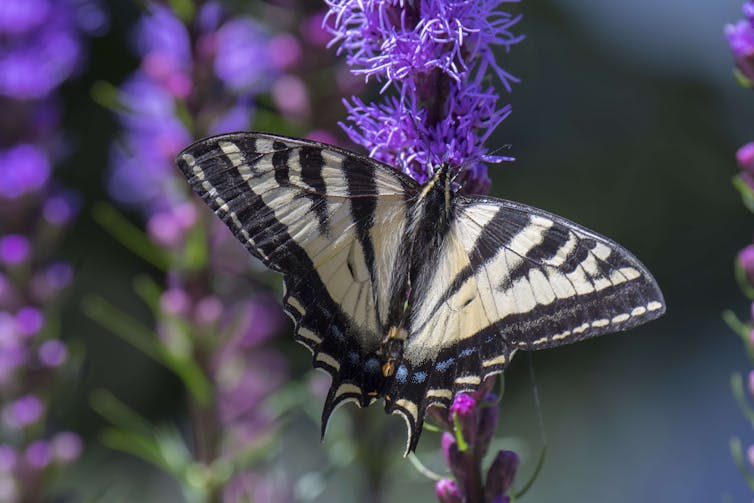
[{"left": 378, "top": 164, "right": 456, "bottom": 381}]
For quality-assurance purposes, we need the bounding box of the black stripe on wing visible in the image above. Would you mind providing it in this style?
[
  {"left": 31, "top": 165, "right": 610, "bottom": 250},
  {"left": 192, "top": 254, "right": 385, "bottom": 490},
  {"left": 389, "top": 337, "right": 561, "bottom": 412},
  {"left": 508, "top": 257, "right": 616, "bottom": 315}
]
[{"left": 456, "top": 196, "right": 665, "bottom": 350}]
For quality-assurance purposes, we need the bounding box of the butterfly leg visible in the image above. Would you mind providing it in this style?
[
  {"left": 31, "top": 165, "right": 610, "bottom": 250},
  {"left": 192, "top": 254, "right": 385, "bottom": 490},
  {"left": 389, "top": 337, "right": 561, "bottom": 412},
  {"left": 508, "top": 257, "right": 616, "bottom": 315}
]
[{"left": 378, "top": 325, "right": 408, "bottom": 377}]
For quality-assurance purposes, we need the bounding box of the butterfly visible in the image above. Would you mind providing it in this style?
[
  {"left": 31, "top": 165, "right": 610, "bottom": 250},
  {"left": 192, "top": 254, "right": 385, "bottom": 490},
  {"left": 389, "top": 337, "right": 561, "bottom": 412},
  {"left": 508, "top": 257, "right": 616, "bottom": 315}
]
[{"left": 176, "top": 131, "right": 665, "bottom": 453}]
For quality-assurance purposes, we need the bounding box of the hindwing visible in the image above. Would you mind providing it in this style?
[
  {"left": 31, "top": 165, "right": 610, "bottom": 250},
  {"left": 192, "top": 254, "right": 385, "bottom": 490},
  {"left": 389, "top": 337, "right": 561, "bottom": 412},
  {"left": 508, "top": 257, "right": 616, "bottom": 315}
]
[{"left": 389, "top": 196, "right": 665, "bottom": 416}]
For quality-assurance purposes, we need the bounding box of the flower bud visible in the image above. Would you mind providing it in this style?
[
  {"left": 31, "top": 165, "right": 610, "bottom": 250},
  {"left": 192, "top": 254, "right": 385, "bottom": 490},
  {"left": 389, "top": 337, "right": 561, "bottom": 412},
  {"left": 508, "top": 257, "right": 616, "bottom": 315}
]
[
  {"left": 476, "top": 393, "right": 500, "bottom": 457},
  {"left": 441, "top": 432, "right": 467, "bottom": 483},
  {"left": 738, "top": 143, "right": 754, "bottom": 191},
  {"left": 435, "top": 478, "right": 463, "bottom": 503},
  {"left": 726, "top": 19, "right": 754, "bottom": 83},
  {"left": 739, "top": 244, "right": 754, "bottom": 286},
  {"left": 485, "top": 450, "right": 519, "bottom": 503}
]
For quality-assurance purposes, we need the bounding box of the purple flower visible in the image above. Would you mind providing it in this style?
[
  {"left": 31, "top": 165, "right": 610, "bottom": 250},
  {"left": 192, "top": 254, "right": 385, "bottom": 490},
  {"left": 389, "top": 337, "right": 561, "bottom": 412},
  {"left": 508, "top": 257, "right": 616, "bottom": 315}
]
[
  {"left": 3, "top": 395, "right": 43, "bottom": 429},
  {"left": 160, "top": 288, "right": 191, "bottom": 317},
  {"left": 214, "top": 18, "right": 275, "bottom": 93},
  {"left": 15, "top": 307, "right": 43, "bottom": 337},
  {"left": 485, "top": 450, "right": 519, "bottom": 503},
  {"left": 727, "top": 2, "right": 754, "bottom": 83},
  {"left": 739, "top": 244, "right": 754, "bottom": 286},
  {"left": 435, "top": 478, "right": 462, "bottom": 503},
  {"left": 38, "top": 340, "right": 67, "bottom": 368},
  {"left": 450, "top": 393, "right": 476, "bottom": 416},
  {"left": 328, "top": 0, "right": 521, "bottom": 193},
  {"left": 0, "top": 235, "right": 30, "bottom": 266},
  {"left": 0, "top": 446, "right": 17, "bottom": 471},
  {"left": 0, "top": 0, "right": 103, "bottom": 99},
  {"left": 0, "top": 144, "right": 51, "bottom": 199},
  {"left": 43, "top": 192, "right": 81, "bottom": 226},
  {"left": 737, "top": 142, "right": 754, "bottom": 190},
  {"left": 50, "top": 431, "right": 82, "bottom": 463},
  {"left": 24, "top": 440, "right": 51, "bottom": 470}
]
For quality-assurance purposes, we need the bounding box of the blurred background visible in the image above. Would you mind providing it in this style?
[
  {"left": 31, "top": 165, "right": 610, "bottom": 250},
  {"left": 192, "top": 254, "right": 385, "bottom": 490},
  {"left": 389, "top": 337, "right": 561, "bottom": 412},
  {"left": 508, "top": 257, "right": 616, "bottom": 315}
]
[{"left": 1, "top": 0, "right": 752, "bottom": 501}]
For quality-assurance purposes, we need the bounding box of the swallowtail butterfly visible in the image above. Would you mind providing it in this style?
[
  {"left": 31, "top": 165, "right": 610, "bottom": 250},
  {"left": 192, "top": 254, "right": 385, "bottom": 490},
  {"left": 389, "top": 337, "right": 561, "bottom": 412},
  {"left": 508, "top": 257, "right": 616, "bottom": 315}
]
[{"left": 176, "top": 132, "right": 665, "bottom": 453}]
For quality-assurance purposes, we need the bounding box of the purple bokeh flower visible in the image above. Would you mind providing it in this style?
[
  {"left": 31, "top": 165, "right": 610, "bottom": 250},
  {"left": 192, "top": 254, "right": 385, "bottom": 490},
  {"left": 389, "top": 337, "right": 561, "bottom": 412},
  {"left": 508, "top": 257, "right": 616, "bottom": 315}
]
[
  {"left": 3, "top": 395, "right": 43, "bottom": 429},
  {"left": 726, "top": 2, "right": 754, "bottom": 83},
  {"left": 0, "top": 236, "right": 30, "bottom": 266},
  {"left": 38, "top": 340, "right": 67, "bottom": 368},
  {"left": 0, "top": 0, "right": 106, "bottom": 99},
  {"left": 0, "top": 145, "right": 51, "bottom": 199},
  {"left": 327, "top": 0, "right": 522, "bottom": 193}
]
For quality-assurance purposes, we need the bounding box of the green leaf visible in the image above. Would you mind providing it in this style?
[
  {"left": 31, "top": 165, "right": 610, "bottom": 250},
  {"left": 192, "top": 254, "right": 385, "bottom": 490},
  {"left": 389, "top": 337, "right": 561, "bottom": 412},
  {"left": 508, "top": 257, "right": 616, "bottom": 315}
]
[
  {"left": 83, "top": 296, "right": 213, "bottom": 405},
  {"left": 133, "top": 275, "right": 163, "bottom": 313},
  {"left": 83, "top": 295, "right": 163, "bottom": 362},
  {"left": 513, "top": 446, "right": 547, "bottom": 499},
  {"left": 734, "top": 67, "right": 754, "bottom": 89},
  {"left": 91, "top": 81, "right": 125, "bottom": 113},
  {"left": 733, "top": 254, "right": 754, "bottom": 300},
  {"left": 731, "top": 437, "right": 754, "bottom": 490},
  {"left": 733, "top": 175, "right": 754, "bottom": 215},
  {"left": 90, "top": 389, "right": 154, "bottom": 437},
  {"left": 168, "top": 0, "right": 195, "bottom": 23},
  {"left": 92, "top": 202, "right": 170, "bottom": 271},
  {"left": 182, "top": 218, "right": 208, "bottom": 271},
  {"left": 731, "top": 372, "right": 754, "bottom": 423}
]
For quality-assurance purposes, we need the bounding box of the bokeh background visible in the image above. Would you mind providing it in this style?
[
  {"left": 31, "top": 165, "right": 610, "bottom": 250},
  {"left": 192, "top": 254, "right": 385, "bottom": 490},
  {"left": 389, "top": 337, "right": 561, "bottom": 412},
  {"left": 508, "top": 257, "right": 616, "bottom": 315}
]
[{"left": 8, "top": 0, "right": 754, "bottom": 501}]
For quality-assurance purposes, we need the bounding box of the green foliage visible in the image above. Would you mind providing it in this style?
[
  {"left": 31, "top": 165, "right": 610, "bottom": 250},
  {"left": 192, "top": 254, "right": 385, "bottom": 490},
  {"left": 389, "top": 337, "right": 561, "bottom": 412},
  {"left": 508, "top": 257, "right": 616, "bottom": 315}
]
[
  {"left": 83, "top": 295, "right": 212, "bottom": 405},
  {"left": 92, "top": 202, "right": 171, "bottom": 271},
  {"left": 733, "top": 175, "right": 754, "bottom": 215}
]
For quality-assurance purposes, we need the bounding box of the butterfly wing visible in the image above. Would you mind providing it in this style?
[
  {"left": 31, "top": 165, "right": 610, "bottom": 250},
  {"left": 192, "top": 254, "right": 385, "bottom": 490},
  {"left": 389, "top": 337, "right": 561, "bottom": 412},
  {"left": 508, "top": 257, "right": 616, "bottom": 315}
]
[
  {"left": 176, "top": 132, "right": 418, "bottom": 428},
  {"left": 387, "top": 195, "right": 664, "bottom": 425}
]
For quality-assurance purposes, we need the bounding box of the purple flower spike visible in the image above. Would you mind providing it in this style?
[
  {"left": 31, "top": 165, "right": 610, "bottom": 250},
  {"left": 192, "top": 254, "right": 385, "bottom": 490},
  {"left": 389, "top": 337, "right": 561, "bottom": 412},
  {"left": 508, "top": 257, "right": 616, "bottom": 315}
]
[
  {"left": 0, "top": 235, "right": 31, "bottom": 266},
  {"left": 328, "top": 0, "right": 522, "bottom": 192},
  {"left": 435, "top": 478, "right": 463, "bottom": 503},
  {"left": 450, "top": 393, "right": 476, "bottom": 416},
  {"left": 38, "top": 340, "right": 67, "bottom": 367},
  {"left": 485, "top": 450, "right": 519, "bottom": 503}
]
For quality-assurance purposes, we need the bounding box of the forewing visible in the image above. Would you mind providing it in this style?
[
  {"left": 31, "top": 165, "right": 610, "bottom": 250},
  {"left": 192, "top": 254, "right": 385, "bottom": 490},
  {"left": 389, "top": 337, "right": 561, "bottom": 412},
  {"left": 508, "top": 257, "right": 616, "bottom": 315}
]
[
  {"left": 176, "top": 132, "right": 416, "bottom": 417},
  {"left": 392, "top": 195, "right": 664, "bottom": 414}
]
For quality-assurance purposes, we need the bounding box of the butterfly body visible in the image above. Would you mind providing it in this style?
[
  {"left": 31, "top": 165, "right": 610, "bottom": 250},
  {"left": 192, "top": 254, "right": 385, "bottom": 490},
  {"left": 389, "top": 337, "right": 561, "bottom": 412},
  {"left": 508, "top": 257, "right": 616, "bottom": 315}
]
[{"left": 176, "top": 132, "right": 665, "bottom": 453}]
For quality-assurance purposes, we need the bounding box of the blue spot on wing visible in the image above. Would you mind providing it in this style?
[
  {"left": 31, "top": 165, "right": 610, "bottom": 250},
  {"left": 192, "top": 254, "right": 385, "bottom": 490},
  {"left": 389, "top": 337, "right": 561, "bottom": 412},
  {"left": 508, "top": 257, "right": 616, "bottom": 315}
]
[
  {"left": 459, "top": 348, "right": 475, "bottom": 358},
  {"left": 396, "top": 365, "right": 408, "bottom": 383},
  {"left": 435, "top": 358, "right": 455, "bottom": 372},
  {"left": 348, "top": 352, "right": 359, "bottom": 365},
  {"left": 412, "top": 371, "right": 427, "bottom": 383}
]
